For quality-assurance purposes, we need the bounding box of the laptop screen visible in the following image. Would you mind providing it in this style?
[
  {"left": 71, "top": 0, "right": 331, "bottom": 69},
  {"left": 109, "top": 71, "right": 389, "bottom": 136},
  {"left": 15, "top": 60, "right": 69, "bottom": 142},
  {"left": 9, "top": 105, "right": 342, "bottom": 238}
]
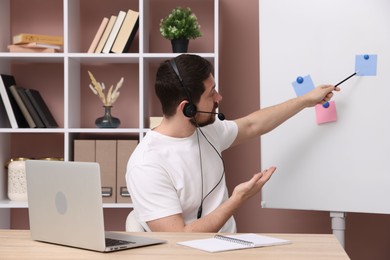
[{"left": 26, "top": 160, "right": 107, "bottom": 251}]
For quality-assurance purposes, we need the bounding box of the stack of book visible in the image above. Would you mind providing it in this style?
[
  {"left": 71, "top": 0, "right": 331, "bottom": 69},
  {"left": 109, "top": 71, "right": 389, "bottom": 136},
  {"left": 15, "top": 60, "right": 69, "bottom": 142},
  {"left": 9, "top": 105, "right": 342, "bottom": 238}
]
[
  {"left": 0, "top": 74, "right": 58, "bottom": 128},
  {"left": 88, "top": 9, "right": 139, "bottom": 54},
  {"left": 8, "top": 33, "right": 63, "bottom": 53}
]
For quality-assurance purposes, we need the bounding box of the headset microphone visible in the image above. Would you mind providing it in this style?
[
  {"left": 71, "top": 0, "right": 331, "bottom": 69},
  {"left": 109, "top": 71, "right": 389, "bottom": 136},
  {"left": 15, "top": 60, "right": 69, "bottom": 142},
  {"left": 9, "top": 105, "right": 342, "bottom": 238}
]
[
  {"left": 197, "top": 111, "right": 225, "bottom": 121},
  {"left": 170, "top": 58, "right": 226, "bottom": 219}
]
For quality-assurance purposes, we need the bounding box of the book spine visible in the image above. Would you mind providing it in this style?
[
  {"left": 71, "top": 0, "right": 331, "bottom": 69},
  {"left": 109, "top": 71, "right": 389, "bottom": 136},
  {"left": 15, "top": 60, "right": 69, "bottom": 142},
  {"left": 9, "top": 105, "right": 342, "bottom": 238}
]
[
  {"left": 111, "top": 9, "right": 139, "bottom": 54},
  {"left": 94, "top": 15, "right": 117, "bottom": 53},
  {"left": 0, "top": 76, "right": 18, "bottom": 128},
  {"left": 87, "top": 17, "right": 109, "bottom": 53},
  {"left": 102, "top": 10, "right": 126, "bottom": 54},
  {"left": 22, "top": 42, "right": 61, "bottom": 49},
  {"left": 0, "top": 74, "right": 29, "bottom": 128},
  {"left": 24, "top": 89, "right": 58, "bottom": 128},
  {"left": 13, "top": 34, "right": 63, "bottom": 45},
  {"left": 8, "top": 44, "right": 58, "bottom": 53},
  {"left": 18, "top": 88, "right": 45, "bottom": 128},
  {"left": 9, "top": 85, "right": 36, "bottom": 128}
]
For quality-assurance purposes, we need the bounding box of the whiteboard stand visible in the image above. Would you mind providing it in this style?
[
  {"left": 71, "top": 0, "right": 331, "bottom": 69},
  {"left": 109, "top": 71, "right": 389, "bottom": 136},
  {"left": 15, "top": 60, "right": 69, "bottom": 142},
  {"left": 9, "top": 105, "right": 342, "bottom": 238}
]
[{"left": 330, "top": 212, "right": 346, "bottom": 248}]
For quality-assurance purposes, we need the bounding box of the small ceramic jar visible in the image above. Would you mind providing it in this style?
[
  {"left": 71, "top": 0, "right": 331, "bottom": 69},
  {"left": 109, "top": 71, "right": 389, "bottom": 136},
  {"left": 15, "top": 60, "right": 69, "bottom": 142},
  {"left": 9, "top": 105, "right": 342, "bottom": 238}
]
[{"left": 7, "top": 158, "right": 29, "bottom": 201}]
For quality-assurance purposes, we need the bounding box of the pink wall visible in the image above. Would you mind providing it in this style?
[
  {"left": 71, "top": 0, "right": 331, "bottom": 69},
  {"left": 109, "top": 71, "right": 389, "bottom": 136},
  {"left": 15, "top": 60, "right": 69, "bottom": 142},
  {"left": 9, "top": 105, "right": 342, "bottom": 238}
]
[{"left": 8, "top": 1, "right": 390, "bottom": 259}]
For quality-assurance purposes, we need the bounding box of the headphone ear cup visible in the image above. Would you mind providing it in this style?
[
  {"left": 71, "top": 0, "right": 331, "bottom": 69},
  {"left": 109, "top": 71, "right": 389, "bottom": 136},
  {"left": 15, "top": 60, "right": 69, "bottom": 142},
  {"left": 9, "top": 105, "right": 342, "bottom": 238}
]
[{"left": 183, "top": 102, "right": 197, "bottom": 118}]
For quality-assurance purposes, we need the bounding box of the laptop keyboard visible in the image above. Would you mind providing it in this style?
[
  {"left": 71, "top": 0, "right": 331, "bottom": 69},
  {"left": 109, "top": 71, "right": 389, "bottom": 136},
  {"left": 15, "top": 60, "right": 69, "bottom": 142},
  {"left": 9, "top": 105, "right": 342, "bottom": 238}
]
[{"left": 105, "top": 238, "right": 135, "bottom": 247}]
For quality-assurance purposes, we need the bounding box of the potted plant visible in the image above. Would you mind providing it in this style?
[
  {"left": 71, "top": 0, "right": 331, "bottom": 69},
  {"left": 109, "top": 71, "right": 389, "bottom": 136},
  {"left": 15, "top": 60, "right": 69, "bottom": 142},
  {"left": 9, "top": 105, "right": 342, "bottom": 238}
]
[{"left": 160, "top": 7, "right": 202, "bottom": 53}]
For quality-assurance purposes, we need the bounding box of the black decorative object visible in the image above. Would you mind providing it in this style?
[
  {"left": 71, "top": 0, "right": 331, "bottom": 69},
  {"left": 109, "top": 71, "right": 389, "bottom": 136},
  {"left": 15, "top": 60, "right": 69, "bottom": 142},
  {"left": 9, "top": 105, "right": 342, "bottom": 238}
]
[
  {"left": 95, "top": 106, "right": 120, "bottom": 128},
  {"left": 171, "top": 39, "right": 189, "bottom": 53}
]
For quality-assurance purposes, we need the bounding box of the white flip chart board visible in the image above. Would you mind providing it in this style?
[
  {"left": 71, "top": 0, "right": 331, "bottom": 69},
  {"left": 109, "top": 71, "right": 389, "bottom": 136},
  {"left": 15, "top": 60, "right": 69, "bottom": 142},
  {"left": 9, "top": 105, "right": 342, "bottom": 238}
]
[{"left": 260, "top": 0, "right": 390, "bottom": 214}]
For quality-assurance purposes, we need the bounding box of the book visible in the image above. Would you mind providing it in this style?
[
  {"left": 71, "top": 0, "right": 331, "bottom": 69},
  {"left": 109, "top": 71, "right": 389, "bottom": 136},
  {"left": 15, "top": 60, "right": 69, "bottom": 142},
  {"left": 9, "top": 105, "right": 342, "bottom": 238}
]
[
  {"left": 87, "top": 17, "right": 109, "bottom": 53},
  {"left": 18, "top": 42, "right": 61, "bottom": 49},
  {"left": 111, "top": 9, "right": 139, "bottom": 53},
  {"left": 102, "top": 10, "right": 127, "bottom": 54},
  {"left": 0, "top": 98, "right": 9, "bottom": 127},
  {"left": 94, "top": 15, "right": 117, "bottom": 53},
  {"left": 19, "top": 42, "right": 62, "bottom": 50},
  {"left": 18, "top": 87, "right": 45, "bottom": 128},
  {"left": 9, "top": 85, "right": 37, "bottom": 128},
  {"left": 0, "top": 76, "right": 18, "bottom": 128},
  {"left": 24, "top": 88, "right": 58, "bottom": 128},
  {"left": 0, "top": 74, "right": 29, "bottom": 128},
  {"left": 7, "top": 44, "right": 58, "bottom": 53},
  {"left": 13, "top": 33, "right": 63, "bottom": 46},
  {"left": 177, "top": 233, "right": 291, "bottom": 253}
]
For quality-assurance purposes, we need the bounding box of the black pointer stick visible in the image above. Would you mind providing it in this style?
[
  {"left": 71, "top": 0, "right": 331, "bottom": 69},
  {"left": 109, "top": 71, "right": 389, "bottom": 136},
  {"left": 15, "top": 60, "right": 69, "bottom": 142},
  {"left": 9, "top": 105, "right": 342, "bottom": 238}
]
[
  {"left": 323, "top": 71, "right": 358, "bottom": 108},
  {"left": 335, "top": 72, "right": 358, "bottom": 87}
]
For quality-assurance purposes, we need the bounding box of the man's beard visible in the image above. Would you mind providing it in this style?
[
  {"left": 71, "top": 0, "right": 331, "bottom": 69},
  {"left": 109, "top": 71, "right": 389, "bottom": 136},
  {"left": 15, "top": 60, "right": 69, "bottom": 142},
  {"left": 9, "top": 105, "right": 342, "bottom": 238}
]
[
  {"left": 190, "top": 113, "right": 216, "bottom": 127},
  {"left": 189, "top": 103, "right": 219, "bottom": 127}
]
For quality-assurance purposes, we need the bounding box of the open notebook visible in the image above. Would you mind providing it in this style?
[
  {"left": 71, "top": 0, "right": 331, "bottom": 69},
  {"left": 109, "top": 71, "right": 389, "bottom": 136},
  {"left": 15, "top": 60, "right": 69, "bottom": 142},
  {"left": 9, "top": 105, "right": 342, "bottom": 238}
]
[{"left": 178, "top": 233, "right": 290, "bottom": 253}]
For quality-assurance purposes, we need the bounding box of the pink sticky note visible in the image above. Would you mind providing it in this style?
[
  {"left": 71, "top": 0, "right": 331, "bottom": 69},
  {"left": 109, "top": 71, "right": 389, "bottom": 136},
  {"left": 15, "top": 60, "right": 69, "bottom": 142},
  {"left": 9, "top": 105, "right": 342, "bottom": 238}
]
[{"left": 315, "top": 101, "right": 337, "bottom": 124}]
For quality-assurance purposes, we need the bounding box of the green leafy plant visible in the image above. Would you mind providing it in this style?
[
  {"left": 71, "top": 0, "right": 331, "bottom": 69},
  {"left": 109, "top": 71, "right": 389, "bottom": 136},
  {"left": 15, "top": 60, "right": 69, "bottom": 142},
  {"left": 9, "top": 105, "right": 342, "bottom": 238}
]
[{"left": 160, "top": 7, "right": 202, "bottom": 40}]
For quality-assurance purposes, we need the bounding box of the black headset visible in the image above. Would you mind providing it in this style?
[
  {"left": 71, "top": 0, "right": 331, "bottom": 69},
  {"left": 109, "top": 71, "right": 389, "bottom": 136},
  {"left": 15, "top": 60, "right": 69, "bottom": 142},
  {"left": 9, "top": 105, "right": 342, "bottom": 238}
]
[
  {"left": 169, "top": 58, "right": 226, "bottom": 219},
  {"left": 169, "top": 59, "right": 198, "bottom": 118}
]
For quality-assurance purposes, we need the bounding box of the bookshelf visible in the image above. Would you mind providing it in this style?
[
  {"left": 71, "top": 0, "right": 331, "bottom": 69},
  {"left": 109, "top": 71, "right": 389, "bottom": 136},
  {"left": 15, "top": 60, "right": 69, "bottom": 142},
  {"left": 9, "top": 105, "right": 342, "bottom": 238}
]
[{"left": 0, "top": 0, "right": 219, "bottom": 228}]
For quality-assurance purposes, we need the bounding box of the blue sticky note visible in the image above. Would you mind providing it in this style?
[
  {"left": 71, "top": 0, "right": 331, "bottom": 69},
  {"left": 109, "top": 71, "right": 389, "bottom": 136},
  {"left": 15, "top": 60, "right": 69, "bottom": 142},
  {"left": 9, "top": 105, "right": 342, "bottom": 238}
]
[
  {"left": 292, "top": 75, "right": 315, "bottom": 97},
  {"left": 355, "top": 54, "right": 377, "bottom": 76}
]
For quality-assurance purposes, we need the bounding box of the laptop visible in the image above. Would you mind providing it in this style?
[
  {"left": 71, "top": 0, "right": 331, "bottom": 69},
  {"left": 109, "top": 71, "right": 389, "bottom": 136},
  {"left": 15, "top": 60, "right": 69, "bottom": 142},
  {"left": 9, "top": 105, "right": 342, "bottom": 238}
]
[{"left": 26, "top": 160, "right": 165, "bottom": 252}]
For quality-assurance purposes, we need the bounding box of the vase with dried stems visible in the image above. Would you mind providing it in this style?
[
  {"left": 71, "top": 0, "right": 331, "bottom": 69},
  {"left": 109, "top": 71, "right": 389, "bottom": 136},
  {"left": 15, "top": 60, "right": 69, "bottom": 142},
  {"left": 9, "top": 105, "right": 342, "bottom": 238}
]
[{"left": 87, "top": 71, "right": 124, "bottom": 128}]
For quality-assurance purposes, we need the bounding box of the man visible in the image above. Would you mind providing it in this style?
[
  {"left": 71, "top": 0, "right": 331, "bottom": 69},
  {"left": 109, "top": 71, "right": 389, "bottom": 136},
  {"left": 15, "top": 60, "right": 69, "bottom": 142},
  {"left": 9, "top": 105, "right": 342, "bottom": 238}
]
[{"left": 126, "top": 54, "right": 338, "bottom": 232}]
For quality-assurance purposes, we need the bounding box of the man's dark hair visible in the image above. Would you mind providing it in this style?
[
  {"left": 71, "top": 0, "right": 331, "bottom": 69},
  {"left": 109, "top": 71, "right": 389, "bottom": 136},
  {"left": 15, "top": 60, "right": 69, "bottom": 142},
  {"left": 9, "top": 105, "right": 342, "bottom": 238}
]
[{"left": 155, "top": 54, "right": 213, "bottom": 117}]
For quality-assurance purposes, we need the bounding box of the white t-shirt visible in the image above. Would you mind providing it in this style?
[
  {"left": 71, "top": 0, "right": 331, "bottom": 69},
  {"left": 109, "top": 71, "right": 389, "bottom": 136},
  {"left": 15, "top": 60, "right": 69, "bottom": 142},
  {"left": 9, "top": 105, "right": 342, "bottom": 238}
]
[{"left": 126, "top": 119, "right": 238, "bottom": 232}]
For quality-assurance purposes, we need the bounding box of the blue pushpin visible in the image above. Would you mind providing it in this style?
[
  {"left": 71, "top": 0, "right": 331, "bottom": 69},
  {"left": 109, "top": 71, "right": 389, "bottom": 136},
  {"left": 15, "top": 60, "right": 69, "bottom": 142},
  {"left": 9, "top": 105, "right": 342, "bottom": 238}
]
[
  {"left": 296, "top": 76, "right": 304, "bottom": 84},
  {"left": 322, "top": 101, "right": 330, "bottom": 108},
  {"left": 364, "top": 54, "right": 369, "bottom": 60}
]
